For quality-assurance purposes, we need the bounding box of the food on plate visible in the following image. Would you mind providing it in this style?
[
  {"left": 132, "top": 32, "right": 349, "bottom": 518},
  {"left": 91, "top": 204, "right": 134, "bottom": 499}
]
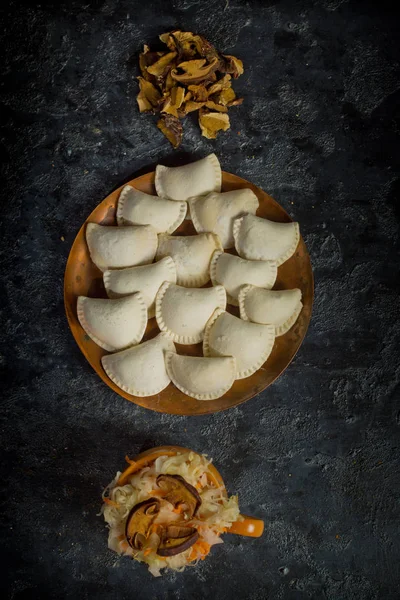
[
  {"left": 239, "top": 286, "right": 303, "bottom": 335},
  {"left": 156, "top": 232, "right": 222, "bottom": 287},
  {"left": 103, "top": 257, "right": 176, "bottom": 319},
  {"left": 155, "top": 282, "right": 226, "bottom": 344},
  {"left": 73, "top": 151, "right": 306, "bottom": 404},
  {"left": 101, "top": 333, "right": 176, "bottom": 396},
  {"left": 102, "top": 448, "right": 254, "bottom": 576},
  {"left": 233, "top": 213, "right": 300, "bottom": 265},
  {"left": 86, "top": 223, "right": 157, "bottom": 271},
  {"left": 188, "top": 188, "right": 259, "bottom": 249},
  {"left": 165, "top": 353, "right": 236, "bottom": 400},
  {"left": 204, "top": 308, "right": 275, "bottom": 379},
  {"left": 77, "top": 293, "right": 147, "bottom": 352},
  {"left": 116, "top": 185, "right": 187, "bottom": 233},
  {"left": 210, "top": 250, "right": 277, "bottom": 306},
  {"left": 155, "top": 153, "right": 221, "bottom": 201},
  {"left": 137, "top": 31, "right": 244, "bottom": 147}
]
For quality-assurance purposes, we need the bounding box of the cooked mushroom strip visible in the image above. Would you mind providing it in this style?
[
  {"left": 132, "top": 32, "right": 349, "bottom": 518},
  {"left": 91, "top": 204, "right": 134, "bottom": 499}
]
[
  {"left": 157, "top": 474, "right": 201, "bottom": 518},
  {"left": 157, "top": 529, "right": 199, "bottom": 557},
  {"left": 165, "top": 525, "right": 198, "bottom": 539},
  {"left": 125, "top": 498, "right": 160, "bottom": 550}
]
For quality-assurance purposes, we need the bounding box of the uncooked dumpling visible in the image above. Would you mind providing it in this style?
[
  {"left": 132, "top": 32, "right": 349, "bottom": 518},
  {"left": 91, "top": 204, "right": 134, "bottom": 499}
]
[
  {"left": 155, "top": 154, "right": 221, "bottom": 201},
  {"left": 101, "top": 333, "right": 176, "bottom": 397},
  {"left": 77, "top": 293, "right": 147, "bottom": 352},
  {"left": 156, "top": 282, "right": 226, "bottom": 344},
  {"left": 165, "top": 353, "right": 236, "bottom": 400},
  {"left": 233, "top": 214, "right": 300, "bottom": 266},
  {"left": 203, "top": 308, "right": 275, "bottom": 379},
  {"left": 103, "top": 257, "right": 176, "bottom": 318},
  {"left": 239, "top": 285, "right": 303, "bottom": 336},
  {"left": 210, "top": 251, "right": 277, "bottom": 306},
  {"left": 116, "top": 185, "right": 187, "bottom": 233},
  {"left": 156, "top": 233, "right": 222, "bottom": 287},
  {"left": 86, "top": 223, "right": 157, "bottom": 271},
  {"left": 188, "top": 188, "right": 259, "bottom": 248}
]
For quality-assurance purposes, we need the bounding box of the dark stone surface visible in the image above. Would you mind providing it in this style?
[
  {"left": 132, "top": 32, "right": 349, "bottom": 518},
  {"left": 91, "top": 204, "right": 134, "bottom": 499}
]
[{"left": 1, "top": 1, "right": 399, "bottom": 598}]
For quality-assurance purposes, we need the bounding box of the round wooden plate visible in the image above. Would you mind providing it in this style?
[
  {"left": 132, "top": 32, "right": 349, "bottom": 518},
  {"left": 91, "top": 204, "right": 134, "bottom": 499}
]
[{"left": 64, "top": 171, "right": 313, "bottom": 415}]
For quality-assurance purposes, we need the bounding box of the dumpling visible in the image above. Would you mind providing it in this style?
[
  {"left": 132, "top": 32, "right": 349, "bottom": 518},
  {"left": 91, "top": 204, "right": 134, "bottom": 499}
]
[
  {"left": 189, "top": 188, "right": 259, "bottom": 248},
  {"left": 165, "top": 353, "right": 236, "bottom": 400},
  {"left": 233, "top": 214, "right": 300, "bottom": 266},
  {"left": 210, "top": 251, "right": 277, "bottom": 306},
  {"left": 86, "top": 223, "right": 157, "bottom": 271},
  {"left": 77, "top": 293, "right": 147, "bottom": 352},
  {"left": 203, "top": 308, "right": 275, "bottom": 379},
  {"left": 116, "top": 185, "right": 187, "bottom": 233},
  {"left": 156, "top": 233, "right": 222, "bottom": 287},
  {"left": 102, "top": 333, "right": 176, "bottom": 397},
  {"left": 155, "top": 154, "right": 221, "bottom": 201},
  {"left": 103, "top": 257, "right": 176, "bottom": 318},
  {"left": 155, "top": 282, "right": 226, "bottom": 344},
  {"left": 239, "top": 285, "right": 303, "bottom": 336}
]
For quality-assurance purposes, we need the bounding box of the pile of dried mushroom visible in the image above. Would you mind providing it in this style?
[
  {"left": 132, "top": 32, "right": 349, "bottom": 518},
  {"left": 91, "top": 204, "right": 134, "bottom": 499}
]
[{"left": 137, "top": 31, "right": 244, "bottom": 147}]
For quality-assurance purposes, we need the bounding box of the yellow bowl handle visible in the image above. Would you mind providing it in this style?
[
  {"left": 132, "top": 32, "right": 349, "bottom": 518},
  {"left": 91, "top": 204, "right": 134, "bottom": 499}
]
[{"left": 227, "top": 514, "right": 264, "bottom": 538}]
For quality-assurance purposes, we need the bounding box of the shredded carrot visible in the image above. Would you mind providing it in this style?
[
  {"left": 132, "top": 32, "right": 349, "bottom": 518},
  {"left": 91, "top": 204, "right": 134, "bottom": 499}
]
[
  {"left": 195, "top": 482, "right": 202, "bottom": 490},
  {"left": 149, "top": 489, "right": 165, "bottom": 496},
  {"left": 143, "top": 548, "right": 152, "bottom": 557},
  {"left": 189, "top": 540, "right": 211, "bottom": 561},
  {"left": 103, "top": 497, "right": 119, "bottom": 508},
  {"left": 117, "top": 534, "right": 126, "bottom": 541},
  {"left": 150, "top": 524, "right": 161, "bottom": 534},
  {"left": 172, "top": 506, "right": 182, "bottom": 514},
  {"left": 117, "top": 459, "right": 138, "bottom": 485}
]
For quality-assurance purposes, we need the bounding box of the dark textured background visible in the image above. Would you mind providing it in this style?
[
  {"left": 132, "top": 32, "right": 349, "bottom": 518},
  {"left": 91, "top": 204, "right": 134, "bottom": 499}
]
[{"left": 1, "top": 0, "right": 399, "bottom": 598}]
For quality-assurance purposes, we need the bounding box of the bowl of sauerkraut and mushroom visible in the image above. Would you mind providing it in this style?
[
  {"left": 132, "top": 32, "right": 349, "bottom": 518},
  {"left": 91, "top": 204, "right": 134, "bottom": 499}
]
[{"left": 101, "top": 445, "right": 264, "bottom": 576}]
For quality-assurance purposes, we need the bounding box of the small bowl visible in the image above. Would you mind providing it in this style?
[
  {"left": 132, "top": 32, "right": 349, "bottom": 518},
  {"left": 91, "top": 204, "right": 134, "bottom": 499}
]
[{"left": 116, "top": 445, "right": 264, "bottom": 537}]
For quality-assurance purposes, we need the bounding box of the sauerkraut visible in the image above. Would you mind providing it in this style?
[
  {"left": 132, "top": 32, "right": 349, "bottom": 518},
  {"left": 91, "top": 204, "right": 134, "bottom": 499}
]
[{"left": 101, "top": 451, "right": 240, "bottom": 576}]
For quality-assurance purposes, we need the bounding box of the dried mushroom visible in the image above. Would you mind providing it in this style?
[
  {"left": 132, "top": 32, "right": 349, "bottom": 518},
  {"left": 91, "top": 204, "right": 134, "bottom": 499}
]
[
  {"left": 199, "top": 110, "right": 230, "bottom": 139},
  {"left": 157, "top": 474, "right": 202, "bottom": 518},
  {"left": 136, "top": 31, "right": 243, "bottom": 146},
  {"left": 125, "top": 498, "right": 160, "bottom": 550},
  {"left": 157, "top": 115, "right": 182, "bottom": 149}
]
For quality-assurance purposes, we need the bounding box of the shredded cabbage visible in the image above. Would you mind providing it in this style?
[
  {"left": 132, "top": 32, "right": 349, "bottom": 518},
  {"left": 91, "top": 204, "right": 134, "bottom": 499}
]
[{"left": 102, "top": 451, "right": 240, "bottom": 576}]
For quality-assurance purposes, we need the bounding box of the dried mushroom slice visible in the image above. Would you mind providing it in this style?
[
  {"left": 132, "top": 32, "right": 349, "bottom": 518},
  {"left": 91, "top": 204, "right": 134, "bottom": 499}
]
[
  {"left": 157, "top": 114, "right": 182, "bottom": 148},
  {"left": 207, "top": 74, "right": 232, "bottom": 95},
  {"left": 139, "top": 45, "right": 163, "bottom": 82},
  {"left": 205, "top": 100, "right": 228, "bottom": 112},
  {"left": 125, "top": 498, "right": 160, "bottom": 550},
  {"left": 137, "top": 77, "right": 161, "bottom": 113},
  {"left": 221, "top": 54, "right": 244, "bottom": 77},
  {"left": 188, "top": 84, "right": 209, "bottom": 102},
  {"left": 171, "top": 57, "right": 219, "bottom": 85},
  {"left": 156, "top": 474, "right": 202, "bottom": 518},
  {"left": 182, "top": 100, "right": 205, "bottom": 114},
  {"left": 147, "top": 51, "right": 177, "bottom": 80},
  {"left": 199, "top": 110, "right": 230, "bottom": 139}
]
